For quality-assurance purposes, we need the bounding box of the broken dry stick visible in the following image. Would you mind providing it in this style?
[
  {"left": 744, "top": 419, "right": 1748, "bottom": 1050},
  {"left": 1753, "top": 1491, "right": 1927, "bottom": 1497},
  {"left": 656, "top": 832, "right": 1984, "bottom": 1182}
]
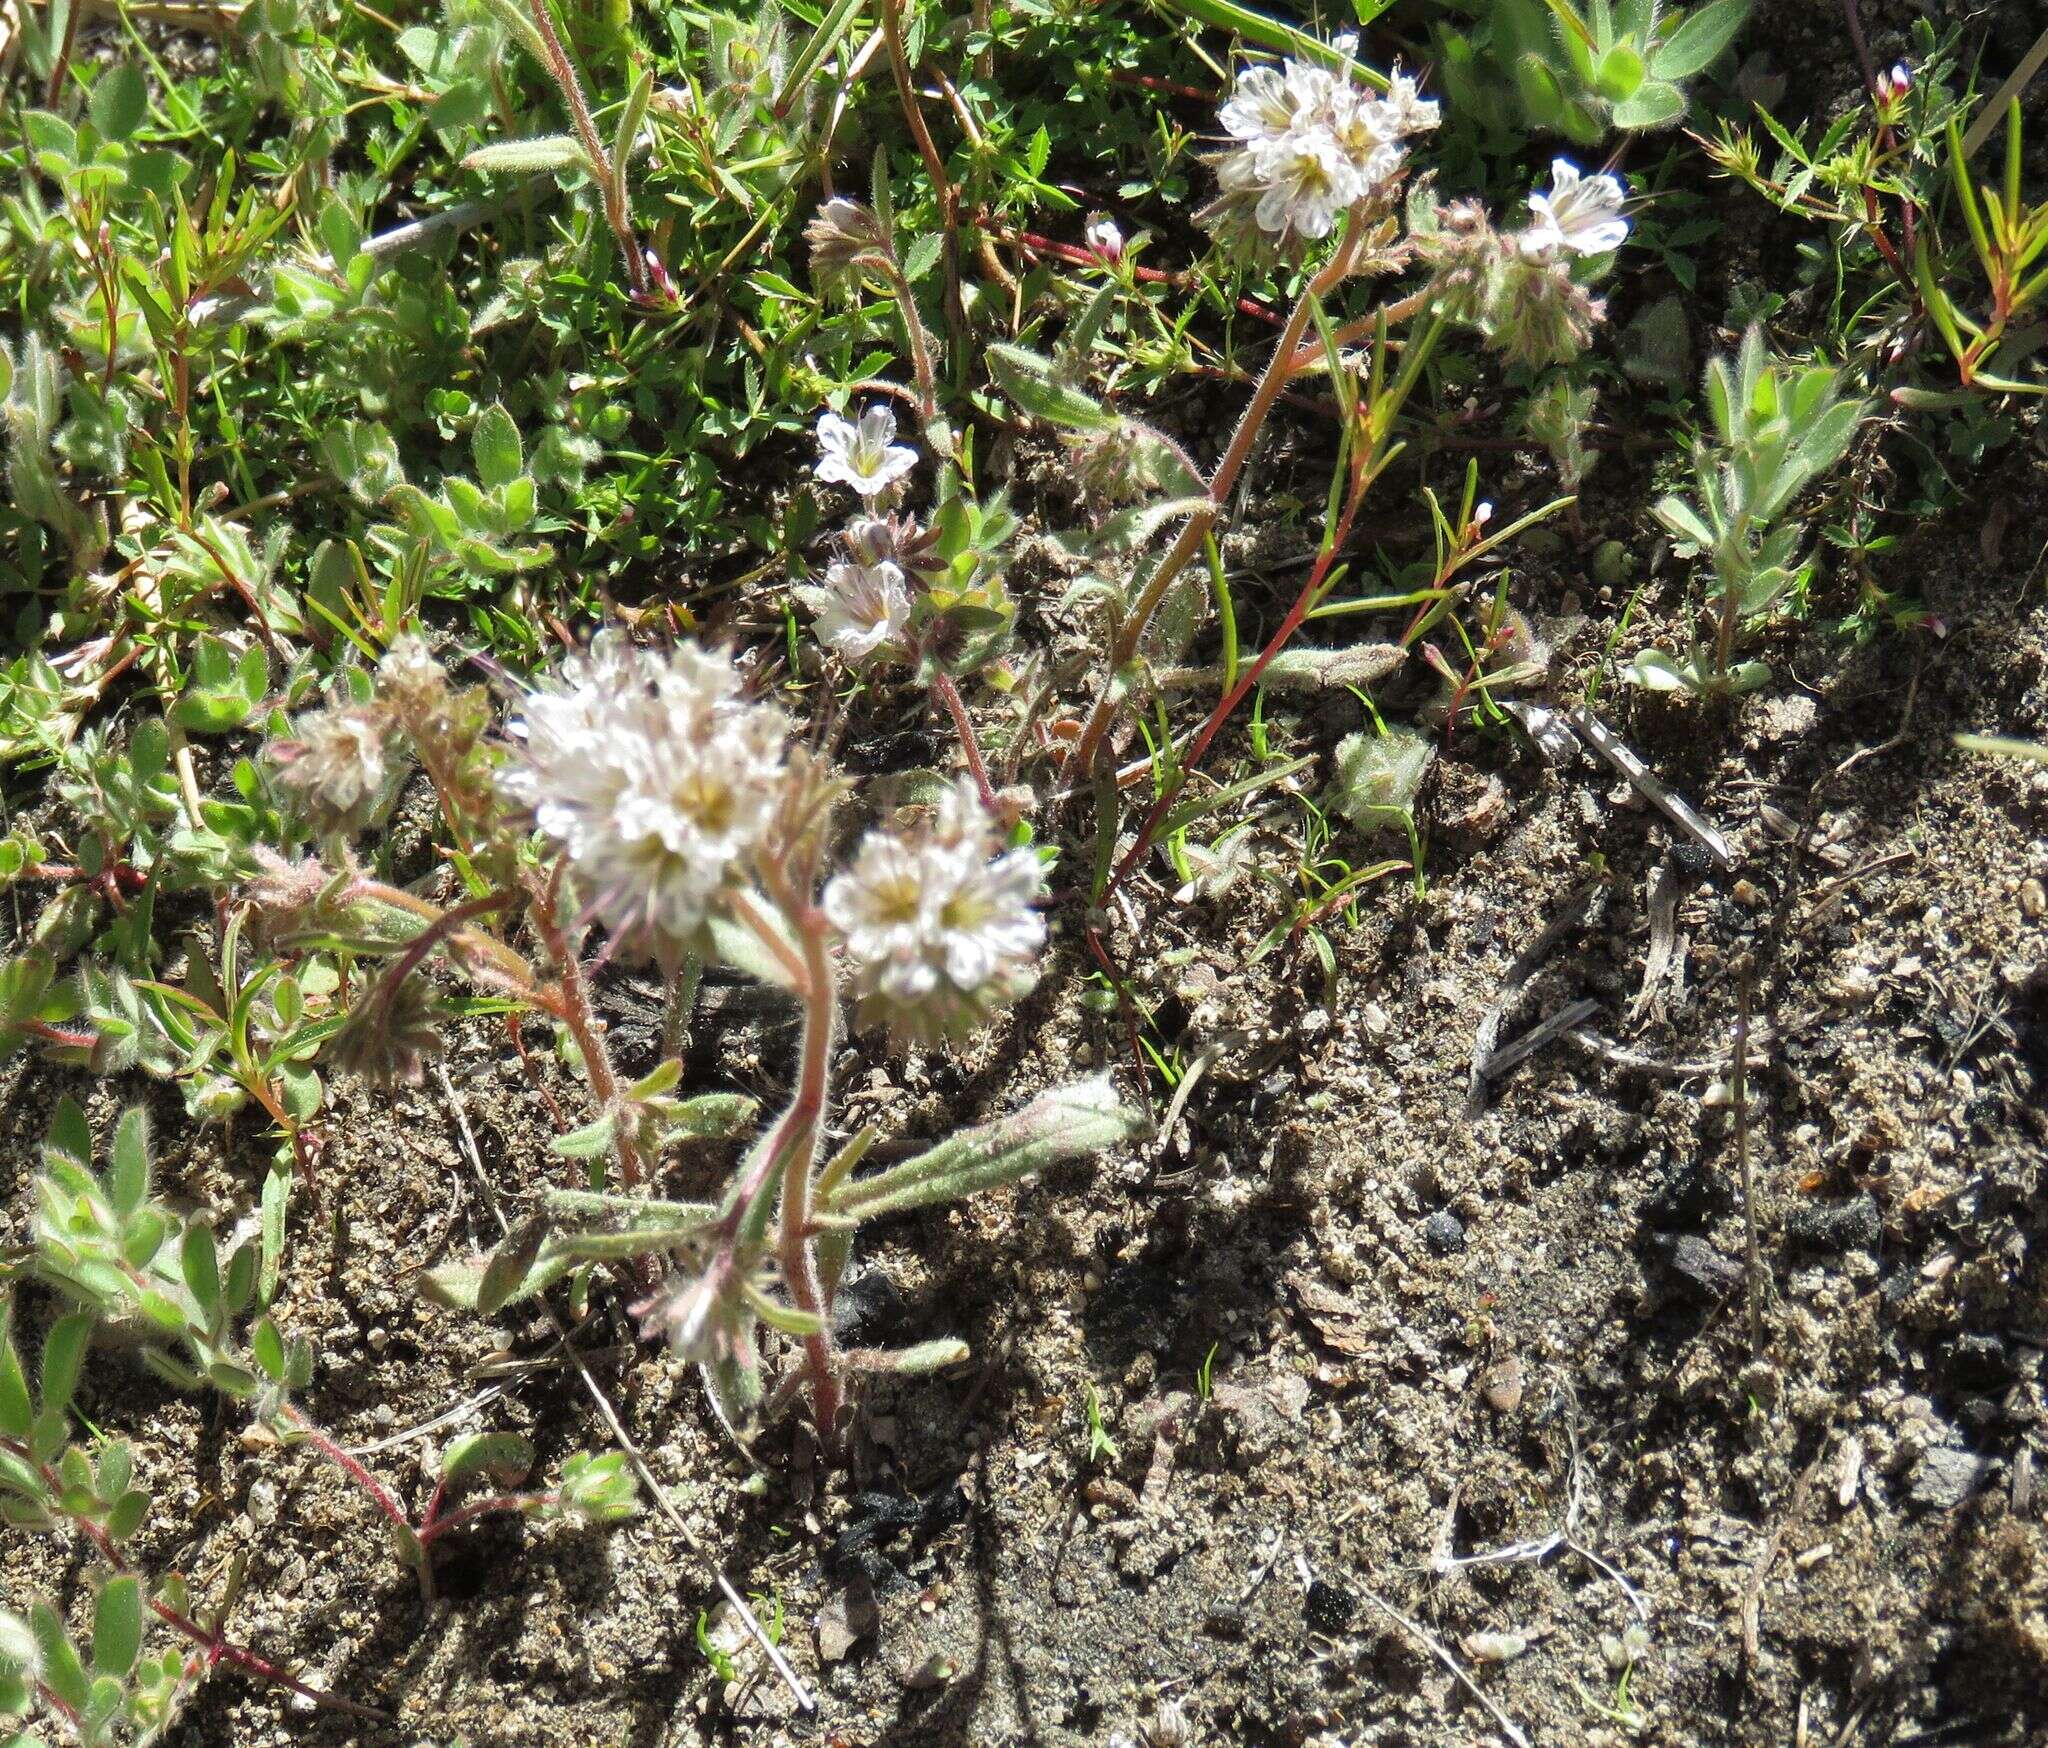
[{"left": 1566, "top": 705, "right": 1737, "bottom": 871}]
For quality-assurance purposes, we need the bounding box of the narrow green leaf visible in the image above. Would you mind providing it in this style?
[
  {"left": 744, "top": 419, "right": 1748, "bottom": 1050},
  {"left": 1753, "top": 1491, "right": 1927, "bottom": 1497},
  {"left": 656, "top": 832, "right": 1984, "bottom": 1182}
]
[
  {"left": 40, "top": 1313, "right": 93, "bottom": 1416},
  {"left": 180, "top": 1225, "right": 220, "bottom": 1321},
  {"left": 104, "top": 1487, "right": 150, "bottom": 1542},
  {"left": 985, "top": 344, "right": 1117, "bottom": 432},
  {"left": 29, "top": 1601, "right": 89, "bottom": 1712},
  {"left": 830, "top": 1077, "right": 1146, "bottom": 1223},
  {"left": 476, "top": 1214, "right": 550, "bottom": 1315},
  {"left": 0, "top": 1314, "right": 30, "bottom": 1439},
  {"left": 463, "top": 135, "right": 590, "bottom": 176},
  {"left": 472, "top": 403, "right": 524, "bottom": 492},
  {"left": 440, "top": 1431, "right": 534, "bottom": 1488}
]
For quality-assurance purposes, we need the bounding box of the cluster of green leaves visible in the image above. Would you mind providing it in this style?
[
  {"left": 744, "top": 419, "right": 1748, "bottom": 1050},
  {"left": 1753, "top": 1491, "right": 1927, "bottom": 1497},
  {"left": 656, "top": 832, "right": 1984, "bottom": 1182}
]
[
  {"left": 1631, "top": 326, "right": 1867, "bottom": 695},
  {"left": 1430, "top": 0, "right": 1751, "bottom": 148}
]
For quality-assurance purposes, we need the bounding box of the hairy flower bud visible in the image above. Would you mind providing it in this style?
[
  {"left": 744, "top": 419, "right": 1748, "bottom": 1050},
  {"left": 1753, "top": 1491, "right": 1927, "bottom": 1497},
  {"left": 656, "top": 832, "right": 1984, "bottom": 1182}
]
[
  {"left": 268, "top": 703, "right": 389, "bottom": 837},
  {"left": 805, "top": 197, "right": 894, "bottom": 296},
  {"left": 326, "top": 964, "right": 450, "bottom": 1087}
]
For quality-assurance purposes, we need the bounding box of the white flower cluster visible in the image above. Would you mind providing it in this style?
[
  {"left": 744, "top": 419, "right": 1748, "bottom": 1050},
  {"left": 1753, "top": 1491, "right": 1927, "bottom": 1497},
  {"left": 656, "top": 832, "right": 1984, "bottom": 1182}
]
[
  {"left": 504, "top": 633, "right": 788, "bottom": 961},
  {"left": 1212, "top": 58, "right": 1439, "bottom": 247},
  {"left": 824, "top": 778, "right": 1046, "bottom": 1041}
]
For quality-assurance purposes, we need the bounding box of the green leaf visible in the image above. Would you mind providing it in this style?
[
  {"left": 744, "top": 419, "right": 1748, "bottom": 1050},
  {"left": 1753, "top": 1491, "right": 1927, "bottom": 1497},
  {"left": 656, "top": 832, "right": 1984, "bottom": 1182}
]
[
  {"left": 40, "top": 1313, "right": 93, "bottom": 1416},
  {"left": 29, "top": 1601, "right": 88, "bottom": 1712},
  {"left": 842, "top": 1337, "right": 971, "bottom": 1375},
  {"left": 0, "top": 1315, "right": 31, "bottom": 1438},
  {"left": 1594, "top": 42, "right": 1646, "bottom": 101},
  {"left": 440, "top": 1431, "right": 534, "bottom": 1488},
  {"left": 259, "top": 1165, "right": 288, "bottom": 1306},
  {"left": 549, "top": 1114, "right": 616, "bottom": 1160},
  {"left": 1649, "top": 0, "right": 1750, "bottom": 79},
  {"left": 91, "top": 1576, "right": 143, "bottom": 1678},
  {"left": 463, "top": 135, "right": 590, "bottom": 176},
  {"left": 90, "top": 63, "right": 150, "bottom": 141},
  {"left": 180, "top": 1225, "right": 221, "bottom": 1320},
  {"left": 1610, "top": 78, "right": 1686, "bottom": 128},
  {"left": 828, "top": 1077, "right": 1145, "bottom": 1223},
  {"left": 985, "top": 344, "right": 1117, "bottom": 432},
  {"left": 250, "top": 1316, "right": 285, "bottom": 1382},
  {"left": 476, "top": 1214, "right": 550, "bottom": 1316},
  {"left": 46, "top": 1097, "right": 91, "bottom": 1169},
  {"left": 103, "top": 1487, "right": 150, "bottom": 1542},
  {"left": 109, "top": 1107, "right": 150, "bottom": 1218},
  {"left": 472, "top": 404, "right": 523, "bottom": 492}
]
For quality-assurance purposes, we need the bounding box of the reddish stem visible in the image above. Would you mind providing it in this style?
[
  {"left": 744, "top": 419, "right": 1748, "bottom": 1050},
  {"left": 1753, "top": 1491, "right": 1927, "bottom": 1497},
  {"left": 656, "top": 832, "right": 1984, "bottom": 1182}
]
[{"left": 930, "top": 669, "right": 999, "bottom": 813}]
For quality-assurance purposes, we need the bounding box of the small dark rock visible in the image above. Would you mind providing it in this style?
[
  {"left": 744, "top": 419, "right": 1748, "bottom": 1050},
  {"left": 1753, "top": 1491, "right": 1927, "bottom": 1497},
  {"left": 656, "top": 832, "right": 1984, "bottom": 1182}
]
[
  {"left": 1305, "top": 1579, "right": 1356, "bottom": 1634},
  {"left": 1909, "top": 1446, "right": 1992, "bottom": 1511},
  {"left": 1783, "top": 1195, "right": 1882, "bottom": 1253},
  {"left": 1202, "top": 1601, "right": 1246, "bottom": 1639},
  {"left": 1671, "top": 841, "right": 1716, "bottom": 880},
  {"left": 1656, "top": 1232, "right": 1745, "bottom": 1297},
  {"left": 833, "top": 1266, "right": 907, "bottom": 1343},
  {"left": 1422, "top": 1211, "right": 1466, "bottom": 1255}
]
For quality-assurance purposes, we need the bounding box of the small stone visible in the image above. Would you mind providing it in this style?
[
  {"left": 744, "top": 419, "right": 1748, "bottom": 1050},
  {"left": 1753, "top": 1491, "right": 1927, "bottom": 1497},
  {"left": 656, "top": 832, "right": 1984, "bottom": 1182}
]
[
  {"left": 2020, "top": 878, "right": 2046, "bottom": 921},
  {"left": 815, "top": 1577, "right": 879, "bottom": 1662},
  {"left": 1202, "top": 1600, "right": 1246, "bottom": 1639},
  {"left": 246, "top": 1479, "right": 279, "bottom": 1527},
  {"left": 1480, "top": 1355, "right": 1525, "bottom": 1413},
  {"left": 1422, "top": 1211, "right": 1467, "bottom": 1255},
  {"left": 1784, "top": 1195, "right": 1882, "bottom": 1253},
  {"left": 1304, "top": 1579, "right": 1355, "bottom": 1634},
  {"left": 1909, "top": 1447, "right": 1991, "bottom": 1510}
]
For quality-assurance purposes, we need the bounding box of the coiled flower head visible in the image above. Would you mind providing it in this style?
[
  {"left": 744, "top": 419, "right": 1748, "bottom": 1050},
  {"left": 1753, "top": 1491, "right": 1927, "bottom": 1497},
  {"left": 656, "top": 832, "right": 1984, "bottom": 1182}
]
[
  {"left": 824, "top": 779, "right": 1046, "bottom": 1043},
  {"left": 503, "top": 633, "right": 789, "bottom": 965}
]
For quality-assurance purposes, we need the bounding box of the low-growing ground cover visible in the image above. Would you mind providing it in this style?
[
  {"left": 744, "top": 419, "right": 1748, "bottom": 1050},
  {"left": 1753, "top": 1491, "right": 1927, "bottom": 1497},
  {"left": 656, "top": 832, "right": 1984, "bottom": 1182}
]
[{"left": 1, "top": 0, "right": 2045, "bottom": 1744}]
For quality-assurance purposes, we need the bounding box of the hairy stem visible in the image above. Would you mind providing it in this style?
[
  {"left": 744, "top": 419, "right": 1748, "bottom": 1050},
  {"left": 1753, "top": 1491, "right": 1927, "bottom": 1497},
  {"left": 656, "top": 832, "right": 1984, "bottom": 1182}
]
[
  {"left": 1067, "top": 222, "right": 1364, "bottom": 778},
  {"left": 775, "top": 903, "right": 843, "bottom": 1442},
  {"left": 930, "top": 668, "right": 999, "bottom": 812},
  {"left": 524, "top": 0, "right": 647, "bottom": 293},
  {"left": 528, "top": 867, "right": 650, "bottom": 1187}
]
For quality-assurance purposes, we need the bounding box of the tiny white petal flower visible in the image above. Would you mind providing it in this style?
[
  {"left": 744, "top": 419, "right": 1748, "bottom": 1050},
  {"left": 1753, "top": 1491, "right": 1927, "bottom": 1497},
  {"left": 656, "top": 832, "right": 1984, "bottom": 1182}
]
[
  {"left": 1376, "top": 68, "right": 1441, "bottom": 139},
  {"left": 824, "top": 777, "right": 1046, "bottom": 1041},
  {"left": 814, "top": 404, "right": 918, "bottom": 497},
  {"left": 1219, "top": 65, "right": 1304, "bottom": 145},
  {"left": 504, "top": 632, "right": 789, "bottom": 962},
  {"left": 1522, "top": 158, "right": 1630, "bottom": 258},
  {"left": 1085, "top": 214, "right": 1125, "bottom": 261},
  {"left": 1248, "top": 126, "right": 1364, "bottom": 241},
  {"left": 804, "top": 558, "right": 913, "bottom": 665}
]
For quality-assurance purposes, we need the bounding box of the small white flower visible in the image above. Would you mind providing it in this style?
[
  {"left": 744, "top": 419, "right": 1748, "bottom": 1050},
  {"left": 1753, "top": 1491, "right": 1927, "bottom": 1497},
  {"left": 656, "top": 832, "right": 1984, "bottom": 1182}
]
[
  {"left": 1209, "top": 54, "right": 1420, "bottom": 248},
  {"left": 802, "top": 558, "right": 913, "bottom": 665},
  {"left": 1876, "top": 61, "right": 1912, "bottom": 101},
  {"left": 1376, "top": 67, "right": 1441, "bottom": 139},
  {"left": 1522, "top": 159, "right": 1631, "bottom": 259},
  {"left": 1225, "top": 126, "right": 1363, "bottom": 242},
  {"left": 1218, "top": 64, "right": 1308, "bottom": 146},
  {"left": 1085, "top": 214, "right": 1125, "bottom": 261},
  {"left": 814, "top": 405, "right": 918, "bottom": 498},
  {"left": 824, "top": 778, "right": 1046, "bottom": 1041},
  {"left": 504, "top": 632, "right": 789, "bottom": 962}
]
